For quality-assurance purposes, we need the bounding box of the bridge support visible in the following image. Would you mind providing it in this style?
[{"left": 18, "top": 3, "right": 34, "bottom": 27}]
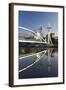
[{"left": 47, "top": 24, "right": 53, "bottom": 44}]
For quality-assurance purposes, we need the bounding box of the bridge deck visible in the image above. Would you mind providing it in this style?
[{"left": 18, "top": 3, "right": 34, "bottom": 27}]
[{"left": 19, "top": 40, "right": 48, "bottom": 44}]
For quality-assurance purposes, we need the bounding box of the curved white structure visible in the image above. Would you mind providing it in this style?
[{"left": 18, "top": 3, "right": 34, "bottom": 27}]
[{"left": 18, "top": 26, "right": 45, "bottom": 42}]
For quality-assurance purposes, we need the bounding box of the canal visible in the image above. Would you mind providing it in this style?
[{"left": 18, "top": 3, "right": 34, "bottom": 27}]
[{"left": 19, "top": 47, "right": 58, "bottom": 79}]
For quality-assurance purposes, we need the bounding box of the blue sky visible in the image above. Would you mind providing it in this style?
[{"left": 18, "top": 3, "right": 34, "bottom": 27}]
[{"left": 19, "top": 11, "right": 58, "bottom": 35}]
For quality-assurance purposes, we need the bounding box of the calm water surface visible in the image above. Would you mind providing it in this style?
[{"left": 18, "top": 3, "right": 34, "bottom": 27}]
[{"left": 19, "top": 47, "right": 58, "bottom": 79}]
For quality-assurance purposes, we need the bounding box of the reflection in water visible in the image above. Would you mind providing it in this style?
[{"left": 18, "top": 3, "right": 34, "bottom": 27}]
[
  {"left": 19, "top": 47, "right": 58, "bottom": 79},
  {"left": 19, "top": 50, "right": 47, "bottom": 72},
  {"left": 19, "top": 46, "right": 47, "bottom": 58},
  {"left": 47, "top": 48, "right": 58, "bottom": 72}
]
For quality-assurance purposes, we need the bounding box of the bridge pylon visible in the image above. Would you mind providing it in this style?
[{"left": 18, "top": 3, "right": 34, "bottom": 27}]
[{"left": 47, "top": 24, "right": 53, "bottom": 44}]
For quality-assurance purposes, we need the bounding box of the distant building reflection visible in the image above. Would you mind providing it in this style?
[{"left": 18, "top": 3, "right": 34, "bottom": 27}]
[{"left": 19, "top": 46, "right": 47, "bottom": 58}]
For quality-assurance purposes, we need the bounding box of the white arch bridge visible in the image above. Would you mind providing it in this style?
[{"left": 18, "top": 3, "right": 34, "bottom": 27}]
[{"left": 18, "top": 26, "right": 48, "bottom": 44}]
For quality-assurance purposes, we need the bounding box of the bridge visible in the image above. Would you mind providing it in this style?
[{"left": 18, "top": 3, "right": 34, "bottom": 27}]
[
  {"left": 18, "top": 25, "right": 53, "bottom": 45},
  {"left": 19, "top": 26, "right": 45, "bottom": 42},
  {"left": 18, "top": 25, "right": 56, "bottom": 73}
]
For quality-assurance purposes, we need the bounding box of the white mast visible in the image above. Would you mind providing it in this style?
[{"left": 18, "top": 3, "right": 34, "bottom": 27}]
[{"left": 47, "top": 24, "right": 52, "bottom": 44}]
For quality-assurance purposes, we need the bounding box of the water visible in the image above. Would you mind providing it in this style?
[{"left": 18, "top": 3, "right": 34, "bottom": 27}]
[{"left": 19, "top": 47, "right": 58, "bottom": 79}]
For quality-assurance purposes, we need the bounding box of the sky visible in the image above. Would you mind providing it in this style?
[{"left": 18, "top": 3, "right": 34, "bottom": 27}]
[{"left": 19, "top": 11, "right": 58, "bottom": 36}]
